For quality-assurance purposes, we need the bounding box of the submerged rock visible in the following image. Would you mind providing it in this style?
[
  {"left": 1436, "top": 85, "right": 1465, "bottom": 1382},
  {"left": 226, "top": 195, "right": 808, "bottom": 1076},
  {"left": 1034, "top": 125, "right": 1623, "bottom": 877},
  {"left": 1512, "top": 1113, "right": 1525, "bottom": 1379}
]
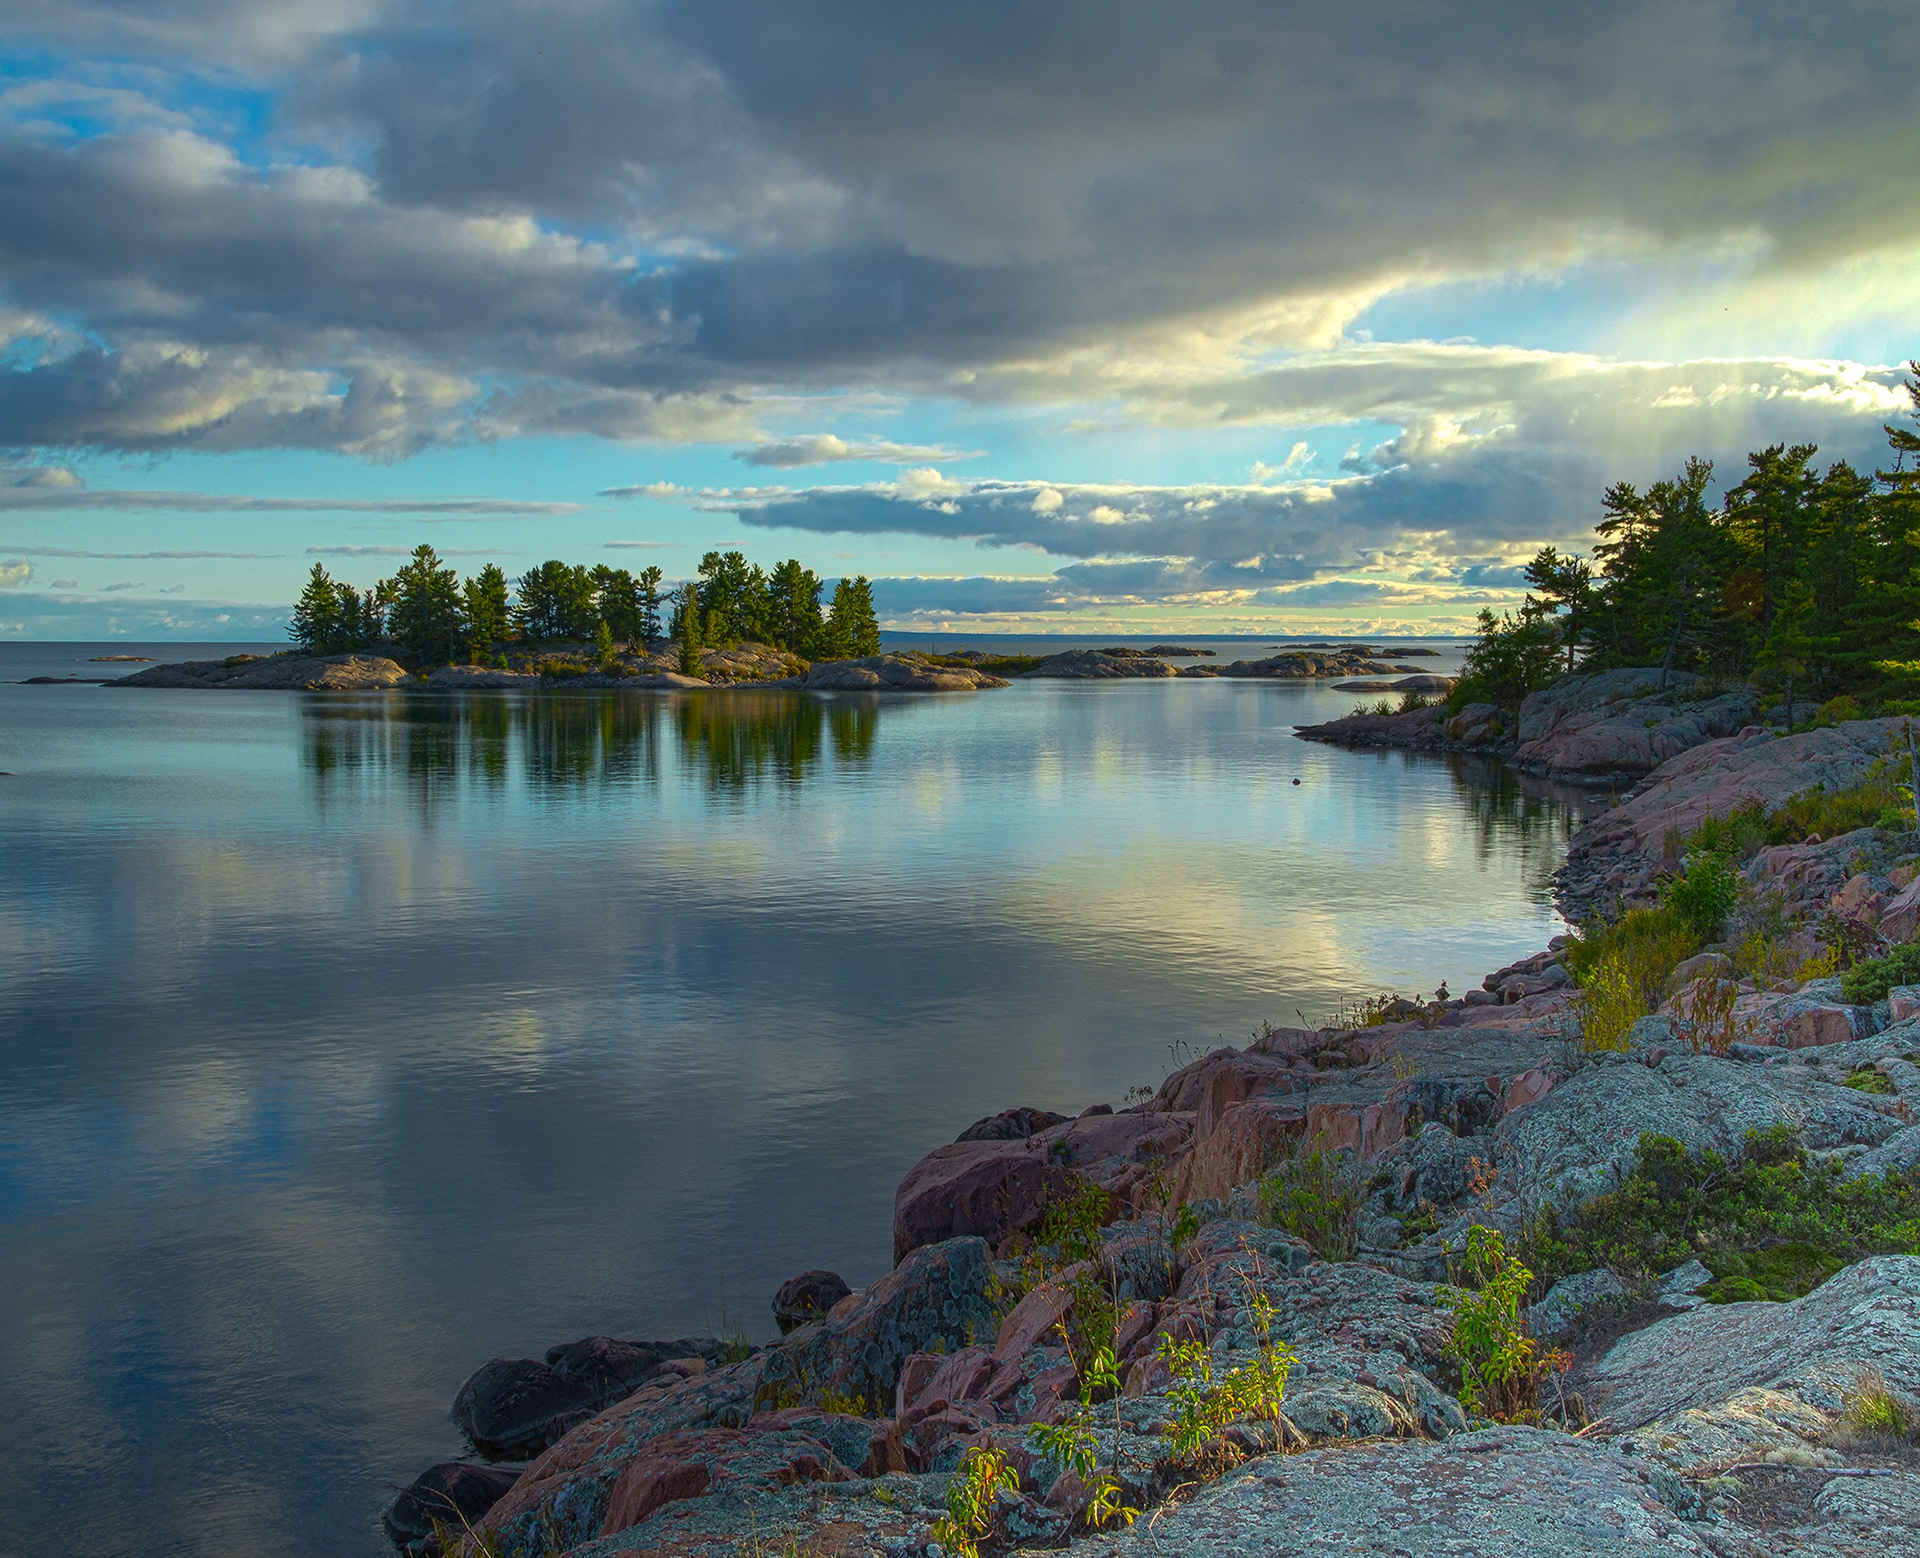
[{"left": 383, "top": 1461, "right": 519, "bottom": 1553}]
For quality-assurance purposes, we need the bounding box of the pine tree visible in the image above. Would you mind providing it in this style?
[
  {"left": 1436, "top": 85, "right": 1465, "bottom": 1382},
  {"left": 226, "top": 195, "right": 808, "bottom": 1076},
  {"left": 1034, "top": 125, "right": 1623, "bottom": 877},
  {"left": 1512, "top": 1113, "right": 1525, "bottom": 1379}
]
[
  {"left": 1755, "top": 579, "right": 1814, "bottom": 731},
  {"left": 637, "top": 565, "right": 665, "bottom": 643},
  {"left": 291, "top": 563, "right": 342, "bottom": 653},
  {"left": 389, "top": 544, "right": 464, "bottom": 663},
  {"left": 462, "top": 564, "right": 511, "bottom": 654},
  {"left": 828, "top": 575, "right": 880, "bottom": 657},
  {"left": 677, "top": 583, "right": 704, "bottom": 678},
  {"left": 595, "top": 618, "right": 617, "bottom": 668}
]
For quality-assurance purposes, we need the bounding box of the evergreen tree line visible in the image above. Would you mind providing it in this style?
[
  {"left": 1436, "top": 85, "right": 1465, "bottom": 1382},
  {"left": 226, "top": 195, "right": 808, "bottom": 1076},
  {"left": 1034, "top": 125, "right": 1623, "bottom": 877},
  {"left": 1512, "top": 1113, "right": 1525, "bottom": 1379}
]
[
  {"left": 1455, "top": 365, "right": 1920, "bottom": 719},
  {"left": 291, "top": 545, "right": 882, "bottom": 663}
]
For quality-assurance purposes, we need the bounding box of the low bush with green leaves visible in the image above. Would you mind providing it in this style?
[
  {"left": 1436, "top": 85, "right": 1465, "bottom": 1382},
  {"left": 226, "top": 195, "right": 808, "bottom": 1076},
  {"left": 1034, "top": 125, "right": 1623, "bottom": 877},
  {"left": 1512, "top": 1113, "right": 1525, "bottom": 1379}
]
[
  {"left": 929, "top": 1445, "right": 1020, "bottom": 1558},
  {"left": 1443, "top": 1227, "right": 1568, "bottom": 1423},
  {"left": 1521, "top": 1127, "right": 1920, "bottom": 1304},
  {"left": 1841, "top": 943, "right": 1920, "bottom": 1005},
  {"left": 1660, "top": 851, "right": 1741, "bottom": 938},
  {"left": 1025, "top": 1344, "right": 1138, "bottom": 1532},
  {"left": 1563, "top": 907, "right": 1700, "bottom": 1051},
  {"left": 1258, "top": 1136, "right": 1364, "bottom": 1261},
  {"left": 1155, "top": 1291, "right": 1295, "bottom": 1470}
]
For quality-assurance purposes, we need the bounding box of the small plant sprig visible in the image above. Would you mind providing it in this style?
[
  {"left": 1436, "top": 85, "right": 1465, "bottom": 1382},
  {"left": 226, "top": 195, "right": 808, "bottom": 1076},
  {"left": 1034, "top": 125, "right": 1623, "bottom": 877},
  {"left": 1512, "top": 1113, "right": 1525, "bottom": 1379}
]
[
  {"left": 1442, "top": 1226, "right": 1569, "bottom": 1423},
  {"left": 1156, "top": 1290, "right": 1296, "bottom": 1467},
  {"left": 929, "top": 1444, "right": 1020, "bottom": 1558},
  {"left": 1025, "top": 1343, "right": 1140, "bottom": 1531}
]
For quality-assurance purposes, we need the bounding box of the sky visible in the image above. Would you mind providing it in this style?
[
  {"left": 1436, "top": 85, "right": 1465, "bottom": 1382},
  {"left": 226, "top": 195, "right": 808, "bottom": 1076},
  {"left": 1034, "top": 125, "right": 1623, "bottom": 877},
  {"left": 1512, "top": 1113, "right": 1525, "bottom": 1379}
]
[{"left": 1, "top": 1, "right": 1917, "bottom": 640}]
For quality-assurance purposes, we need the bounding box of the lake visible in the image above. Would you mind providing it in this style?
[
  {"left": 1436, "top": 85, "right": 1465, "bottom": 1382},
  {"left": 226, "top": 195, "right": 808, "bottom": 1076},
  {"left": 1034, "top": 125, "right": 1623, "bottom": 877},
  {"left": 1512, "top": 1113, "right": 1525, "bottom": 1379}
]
[{"left": 0, "top": 643, "right": 1591, "bottom": 1556}]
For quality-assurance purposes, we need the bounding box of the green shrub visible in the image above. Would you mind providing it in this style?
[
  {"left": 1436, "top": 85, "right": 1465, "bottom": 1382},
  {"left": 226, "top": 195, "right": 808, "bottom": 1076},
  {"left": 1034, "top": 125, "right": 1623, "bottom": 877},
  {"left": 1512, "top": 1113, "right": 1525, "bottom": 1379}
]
[
  {"left": 1660, "top": 851, "right": 1741, "bottom": 938},
  {"left": 1682, "top": 802, "right": 1772, "bottom": 862},
  {"left": 535, "top": 657, "right": 592, "bottom": 679},
  {"left": 1397, "top": 690, "right": 1432, "bottom": 713},
  {"left": 1813, "top": 694, "right": 1863, "bottom": 728},
  {"left": 1521, "top": 1127, "right": 1920, "bottom": 1303},
  {"left": 1838, "top": 1368, "right": 1914, "bottom": 1441},
  {"left": 1443, "top": 1227, "right": 1566, "bottom": 1423},
  {"left": 1563, "top": 907, "right": 1700, "bottom": 1051},
  {"left": 1840, "top": 943, "right": 1920, "bottom": 1004},
  {"left": 1768, "top": 758, "right": 1911, "bottom": 843},
  {"left": 1259, "top": 1136, "right": 1363, "bottom": 1260}
]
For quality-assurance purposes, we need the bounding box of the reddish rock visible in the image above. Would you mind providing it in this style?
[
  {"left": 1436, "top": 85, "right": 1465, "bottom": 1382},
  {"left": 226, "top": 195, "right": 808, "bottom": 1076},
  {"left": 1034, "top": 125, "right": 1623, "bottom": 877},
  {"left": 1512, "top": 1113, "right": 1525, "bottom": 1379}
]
[
  {"left": 893, "top": 1112, "right": 1191, "bottom": 1261},
  {"left": 992, "top": 1273, "right": 1081, "bottom": 1364}
]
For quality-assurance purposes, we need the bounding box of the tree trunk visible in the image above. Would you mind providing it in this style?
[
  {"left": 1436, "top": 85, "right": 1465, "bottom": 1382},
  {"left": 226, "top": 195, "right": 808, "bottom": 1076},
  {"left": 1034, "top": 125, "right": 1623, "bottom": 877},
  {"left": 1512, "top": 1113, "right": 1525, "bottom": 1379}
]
[{"left": 1658, "top": 602, "right": 1687, "bottom": 694}]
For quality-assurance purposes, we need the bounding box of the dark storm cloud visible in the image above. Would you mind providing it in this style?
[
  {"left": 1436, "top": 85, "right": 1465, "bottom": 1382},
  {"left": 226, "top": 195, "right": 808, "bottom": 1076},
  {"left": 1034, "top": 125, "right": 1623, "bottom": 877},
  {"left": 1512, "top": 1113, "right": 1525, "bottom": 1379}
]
[{"left": 0, "top": 0, "right": 1913, "bottom": 542}]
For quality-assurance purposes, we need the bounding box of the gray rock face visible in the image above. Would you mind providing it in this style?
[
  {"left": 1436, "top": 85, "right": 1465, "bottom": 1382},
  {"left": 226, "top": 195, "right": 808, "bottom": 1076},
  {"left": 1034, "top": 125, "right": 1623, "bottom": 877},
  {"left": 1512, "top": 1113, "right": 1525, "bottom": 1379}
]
[
  {"left": 802, "top": 655, "right": 1007, "bottom": 691},
  {"left": 1078, "top": 1429, "right": 1727, "bottom": 1556},
  {"left": 1591, "top": 1255, "right": 1920, "bottom": 1443},
  {"left": 771, "top": 1269, "right": 852, "bottom": 1335},
  {"left": 1555, "top": 718, "right": 1908, "bottom": 921},
  {"left": 427, "top": 664, "right": 541, "bottom": 688},
  {"left": 1494, "top": 1051, "right": 1906, "bottom": 1212},
  {"left": 1533, "top": 1268, "right": 1630, "bottom": 1341},
  {"left": 1511, "top": 668, "right": 1756, "bottom": 782},
  {"left": 115, "top": 652, "right": 414, "bottom": 690},
  {"left": 1021, "top": 649, "right": 1175, "bottom": 679}
]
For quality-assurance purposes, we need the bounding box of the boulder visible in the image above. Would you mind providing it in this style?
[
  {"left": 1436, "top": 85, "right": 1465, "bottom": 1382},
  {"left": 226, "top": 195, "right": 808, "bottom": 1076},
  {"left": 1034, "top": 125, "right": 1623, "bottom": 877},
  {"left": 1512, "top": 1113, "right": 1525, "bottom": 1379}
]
[
  {"left": 426, "top": 664, "right": 540, "bottom": 688},
  {"left": 1531, "top": 1269, "right": 1629, "bottom": 1341},
  {"left": 768, "top": 1237, "right": 1000, "bottom": 1410},
  {"left": 382, "top": 1461, "right": 520, "bottom": 1552},
  {"left": 803, "top": 655, "right": 1006, "bottom": 691},
  {"left": 1510, "top": 668, "right": 1756, "bottom": 782},
  {"left": 892, "top": 1110, "right": 1191, "bottom": 1261},
  {"left": 1445, "top": 701, "right": 1505, "bottom": 746},
  {"left": 771, "top": 1270, "right": 852, "bottom": 1335},
  {"left": 450, "top": 1357, "right": 604, "bottom": 1460},
  {"left": 955, "top": 1106, "right": 1070, "bottom": 1142},
  {"left": 450, "top": 1336, "right": 714, "bottom": 1458},
  {"left": 1882, "top": 879, "right": 1920, "bottom": 943}
]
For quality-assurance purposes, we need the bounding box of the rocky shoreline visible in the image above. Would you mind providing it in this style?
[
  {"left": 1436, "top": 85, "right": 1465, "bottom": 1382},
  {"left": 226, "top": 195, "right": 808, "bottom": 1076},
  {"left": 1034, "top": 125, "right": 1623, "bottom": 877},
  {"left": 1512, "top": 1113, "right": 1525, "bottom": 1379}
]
[{"left": 386, "top": 680, "right": 1920, "bottom": 1557}]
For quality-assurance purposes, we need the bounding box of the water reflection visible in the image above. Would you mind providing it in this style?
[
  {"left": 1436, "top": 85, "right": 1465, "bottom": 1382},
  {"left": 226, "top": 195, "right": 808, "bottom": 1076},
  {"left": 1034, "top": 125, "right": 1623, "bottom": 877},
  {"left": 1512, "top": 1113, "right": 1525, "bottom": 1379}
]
[
  {"left": 300, "top": 690, "right": 881, "bottom": 797},
  {"left": 1438, "top": 752, "right": 1596, "bottom": 900}
]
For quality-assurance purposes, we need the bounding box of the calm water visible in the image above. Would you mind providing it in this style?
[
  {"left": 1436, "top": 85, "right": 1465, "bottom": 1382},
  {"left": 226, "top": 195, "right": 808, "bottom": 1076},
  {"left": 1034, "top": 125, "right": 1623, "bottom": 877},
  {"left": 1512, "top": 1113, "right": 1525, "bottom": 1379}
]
[{"left": 0, "top": 644, "right": 1587, "bottom": 1557}]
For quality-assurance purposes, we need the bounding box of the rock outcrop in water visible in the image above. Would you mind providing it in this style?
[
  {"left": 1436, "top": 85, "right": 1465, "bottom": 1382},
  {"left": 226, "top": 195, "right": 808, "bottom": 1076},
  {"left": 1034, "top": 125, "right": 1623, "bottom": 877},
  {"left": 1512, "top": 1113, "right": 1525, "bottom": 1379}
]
[
  {"left": 1297, "top": 665, "right": 1761, "bottom": 785},
  {"left": 115, "top": 652, "right": 414, "bottom": 689}
]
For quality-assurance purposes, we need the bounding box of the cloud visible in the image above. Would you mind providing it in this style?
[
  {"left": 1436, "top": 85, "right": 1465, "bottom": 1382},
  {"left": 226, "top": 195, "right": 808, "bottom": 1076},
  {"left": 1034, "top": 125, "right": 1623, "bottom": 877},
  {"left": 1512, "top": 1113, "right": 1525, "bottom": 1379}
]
[
  {"left": 732, "top": 434, "right": 984, "bottom": 468},
  {"left": 720, "top": 352, "right": 1906, "bottom": 577},
  {"left": 304, "top": 545, "right": 507, "bottom": 556},
  {"left": 599, "top": 483, "right": 686, "bottom": 499},
  {"left": 0, "top": 543, "right": 283, "bottom": 558},
  {"left": 50, "top": 577, "right": 77, "bottom": 588},
  {"left": 602, "top": 539, "right": 676, "bottom": 549},
  {"left": 0, "top": 559, "right": 30, "bottom": 586},
  {"left": 158, "top": 582, "right": 185, "bottom": 593},
  {"left": 102, "top": 579, "right": 142, "bottom": 590},
  {"left": 0, "top": 1, "right": 1911, "bottom": 467},
  {"left": 0, "top": 487, "right": 580, "bottom": 516}
]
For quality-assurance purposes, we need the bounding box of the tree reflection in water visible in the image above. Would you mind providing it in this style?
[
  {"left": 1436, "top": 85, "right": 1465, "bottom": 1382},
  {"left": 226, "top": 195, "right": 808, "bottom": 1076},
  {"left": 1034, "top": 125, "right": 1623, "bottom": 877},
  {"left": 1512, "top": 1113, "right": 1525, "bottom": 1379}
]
[{"left": 300, "top": 688, "right": 882, "bottom": 799}]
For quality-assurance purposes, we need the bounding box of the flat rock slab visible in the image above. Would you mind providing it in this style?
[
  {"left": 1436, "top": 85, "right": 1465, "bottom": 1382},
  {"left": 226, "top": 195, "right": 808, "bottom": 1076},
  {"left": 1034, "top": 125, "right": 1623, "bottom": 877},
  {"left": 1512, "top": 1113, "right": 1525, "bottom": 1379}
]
[
  {"left": 114, "top": 653, "right": 413, "bottom": 689},
  {"left": 1076, "top": 1428, "right": 1726, "bottom": 1556},
  {"left": 1590, "top": 1255, "right": 1920, "bottom": 1442}
]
